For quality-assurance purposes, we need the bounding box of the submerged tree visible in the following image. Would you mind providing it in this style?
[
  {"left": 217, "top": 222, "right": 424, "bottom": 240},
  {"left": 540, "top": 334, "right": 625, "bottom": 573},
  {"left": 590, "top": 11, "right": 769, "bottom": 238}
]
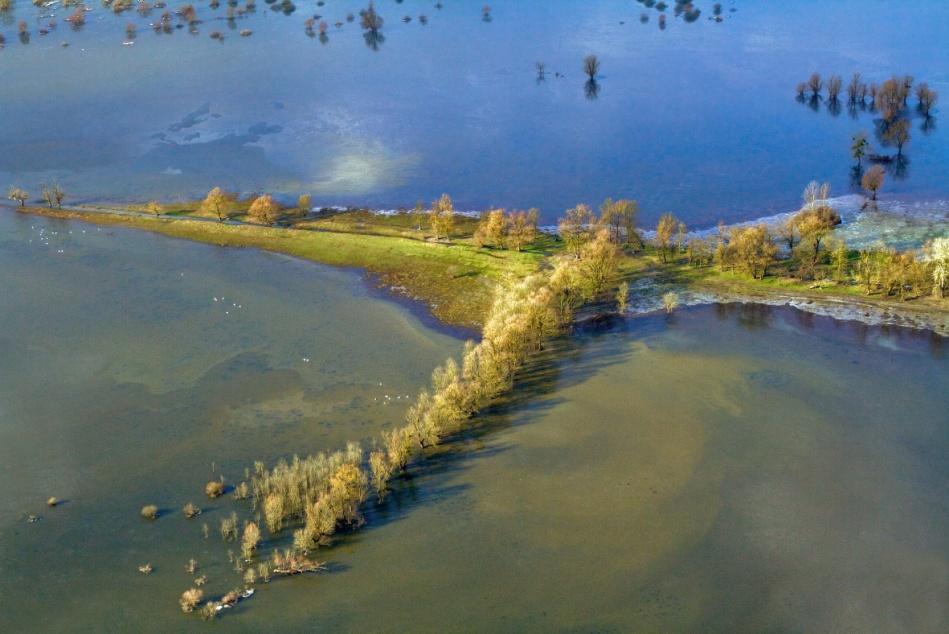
[
  {"left": 915, "top": 83, "right": 938, "bottom": 116},
  {"left": 875, "top": 77, "right": 905, "bottom": 122},
  {"left": 583, "top": 54, "right": 600, "bottom": 80},
  {"left": 360, "top": 1, "right": 382, "bottom": 32},
  {"left": 883, "top": 118, "right": 910, "bottom": 156},
  {"left": 807, "top": 72, "right": 822, "bottom": 97},
  {"left": 850, "top": 131, "right": 868, "bottom": 167},
  {"left": 846, "top": 73, "right": 863, "bottom": 104},
  {"left": 826, "top": 75, "right": 842, "bottom": 102}
]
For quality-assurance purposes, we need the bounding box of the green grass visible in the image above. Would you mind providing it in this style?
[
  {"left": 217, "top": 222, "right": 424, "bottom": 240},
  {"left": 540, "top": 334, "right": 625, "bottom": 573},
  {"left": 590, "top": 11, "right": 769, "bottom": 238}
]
[{"left": 27, "top": 207, "right": 543, "bottom": 328}]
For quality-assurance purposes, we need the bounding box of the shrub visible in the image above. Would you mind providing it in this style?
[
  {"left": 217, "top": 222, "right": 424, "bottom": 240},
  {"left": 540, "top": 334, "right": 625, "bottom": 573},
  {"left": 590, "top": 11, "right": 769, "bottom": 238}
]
[
  {"left": 205, "top": 480, "right": 225, "bottom": 498},
  {"left": 141, "top": 505, "right": 159, "bottom": 520},
  {"left": 179, "top": 588, "right": 203, "bottom": 613},
  {"left": 183, "top": 502, "right": 201, "bottom": 518},
  {"left": 220, "top": 512, "right": 238, "bottom": 541},
  {"left": 241, "top": 521, "right": 261, "bottom": 560}
]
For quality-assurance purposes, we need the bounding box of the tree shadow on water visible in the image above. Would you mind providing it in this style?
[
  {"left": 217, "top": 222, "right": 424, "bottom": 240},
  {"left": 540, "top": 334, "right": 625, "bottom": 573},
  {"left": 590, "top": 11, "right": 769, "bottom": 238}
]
[{"left": 355, "top": 324, "right": 632, "bottom": 538}]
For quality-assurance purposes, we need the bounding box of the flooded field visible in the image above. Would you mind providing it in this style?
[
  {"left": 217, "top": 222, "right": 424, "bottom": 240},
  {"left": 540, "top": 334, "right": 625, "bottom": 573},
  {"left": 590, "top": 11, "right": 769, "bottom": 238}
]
[{"left": 1, "top": 0, "right": 947, "bottom": 225}]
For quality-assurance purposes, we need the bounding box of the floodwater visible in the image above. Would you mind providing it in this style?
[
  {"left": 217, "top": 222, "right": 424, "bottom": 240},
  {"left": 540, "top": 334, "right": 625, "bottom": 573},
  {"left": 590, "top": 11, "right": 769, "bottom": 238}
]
[
  {"left": 0, "top": 209, "right": 462, "bottom": 630},
  {"left": 1, "top": 0, "right": 948, "bottom": 225},
  {"left": 1, "top": 210, "right": 945, "bottom": 631}
]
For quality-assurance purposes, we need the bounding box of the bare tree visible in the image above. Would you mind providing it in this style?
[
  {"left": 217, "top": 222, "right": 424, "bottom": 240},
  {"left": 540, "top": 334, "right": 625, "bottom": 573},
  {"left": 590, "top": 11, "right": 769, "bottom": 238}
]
[
  {"left": 915, "top": 83, "right": 938, "bottom": 116},
  {"left": 826, "top": 75, "right": 842, "bottom": 102},
  {"left": 875, "top": 77, "right": 904, "bottom": 122},
  {"left": 7, "top": 187, "right": 28, "bottom": 207},
  {"left": 584, "top": 55, "right": 600, "bottom": 80},
  {"left": 846, "top": 73, "right": 862, "bottom": 104},
  {"left": 807, "top": 72, "right": 822, "bottom": 97}
]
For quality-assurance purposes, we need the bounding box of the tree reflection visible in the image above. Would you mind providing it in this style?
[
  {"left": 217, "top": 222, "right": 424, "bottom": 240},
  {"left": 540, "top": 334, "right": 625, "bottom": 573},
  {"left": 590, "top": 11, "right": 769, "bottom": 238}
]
[
  {"left": 363, "top": 29, "right": 384, "bottom": 50},
  {"left": 584, "top": 78, "right": 600, "bottom": 100}
]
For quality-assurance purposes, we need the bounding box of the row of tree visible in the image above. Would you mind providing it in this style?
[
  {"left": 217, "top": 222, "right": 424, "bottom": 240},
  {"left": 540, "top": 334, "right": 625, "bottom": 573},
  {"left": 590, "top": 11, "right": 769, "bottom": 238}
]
[
  {"left": 663, "top": 181, "right": 948, "bottom": 299},
  {"left": 558, "top": 198, "right": 643, "bottom": 258},
  {"left": 237, "top": 245, "right": 621, "bottom": 593},
  {"left": 197, "top": 187, "right": 310, "bottom": 223},
  {"left": 6, "top": 184, "right": 67, "bottom": 208}
]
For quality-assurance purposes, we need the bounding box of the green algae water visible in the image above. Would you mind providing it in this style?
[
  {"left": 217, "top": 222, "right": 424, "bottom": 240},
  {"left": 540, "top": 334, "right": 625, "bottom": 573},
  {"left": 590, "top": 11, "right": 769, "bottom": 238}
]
[{"left": 0, "top": 211, "right": 946, "bottom": 631}]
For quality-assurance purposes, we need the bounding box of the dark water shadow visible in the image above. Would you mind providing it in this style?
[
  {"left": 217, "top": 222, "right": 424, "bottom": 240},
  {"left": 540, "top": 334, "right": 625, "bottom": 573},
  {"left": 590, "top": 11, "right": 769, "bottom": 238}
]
[{"left": 337, "top": 322, "right": 634, "bottom": 543}]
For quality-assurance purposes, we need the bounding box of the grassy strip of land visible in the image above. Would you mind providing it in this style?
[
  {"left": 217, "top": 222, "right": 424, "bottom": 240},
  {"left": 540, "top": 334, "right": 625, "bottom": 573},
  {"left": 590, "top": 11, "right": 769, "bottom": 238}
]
[
  {"left": 15, "top": 203, "right": 947, "bottom": 333},
  {"left": 18, "top": 206, "right": 544, "bottom": 329}
]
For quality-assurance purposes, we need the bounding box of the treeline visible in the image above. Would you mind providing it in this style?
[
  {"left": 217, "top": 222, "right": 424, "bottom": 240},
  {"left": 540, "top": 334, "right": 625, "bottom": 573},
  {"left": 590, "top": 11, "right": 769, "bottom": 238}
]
[
  {"left": 664, "top": 182, "right": 949, "bottom": 300},
  {"left": 181, "top": 238, "right": 625, "bottom": 618},
  {"left": 193, "top": 187, "right": 311, "bottom": 223}
]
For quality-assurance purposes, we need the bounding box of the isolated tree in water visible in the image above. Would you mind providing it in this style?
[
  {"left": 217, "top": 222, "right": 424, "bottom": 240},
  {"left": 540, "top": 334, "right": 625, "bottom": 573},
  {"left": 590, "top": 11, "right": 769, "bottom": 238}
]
[
  {"left": 360, "top": 1, "right": 383, "bottom": 32},
  {"left": 850, "top": 132, "right": 868, "bottom": 167},
  {"left": 826, "top": 75, "right": 842, "bottom": 102},
  {"left": 883, "top": 118, "right": 910, "bottom": 156},
  {"left": 807, "top": 72, "right": 822, "bottom": 97},
  {"left": 584, "top": 55, "right": 600, "bottom": 80},
  {"left": 915, "top": 83, "right": 938, "bottom": 116},
  {"left": 201, "top": 187, "right": 234, "bottom": 222}
]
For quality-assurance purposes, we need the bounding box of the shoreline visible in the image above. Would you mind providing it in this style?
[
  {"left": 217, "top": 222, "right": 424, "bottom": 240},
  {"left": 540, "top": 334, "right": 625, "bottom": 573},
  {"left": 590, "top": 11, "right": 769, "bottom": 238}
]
[
  {"left": 8, "top": 203, "right": 947, "bottom": 338},
  {"left": 8, "top": 203, "right": 542, "bottom": 330}
]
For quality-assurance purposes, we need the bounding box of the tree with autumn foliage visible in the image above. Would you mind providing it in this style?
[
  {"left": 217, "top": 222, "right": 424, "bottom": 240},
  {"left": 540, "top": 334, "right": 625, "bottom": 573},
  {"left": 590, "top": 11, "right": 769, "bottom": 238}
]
[
  {"left": 201, "top": 187, "right": 236, "bottom": 222},
  {"left": 248, "top": 194, "right": 281, "bottom": 224}
]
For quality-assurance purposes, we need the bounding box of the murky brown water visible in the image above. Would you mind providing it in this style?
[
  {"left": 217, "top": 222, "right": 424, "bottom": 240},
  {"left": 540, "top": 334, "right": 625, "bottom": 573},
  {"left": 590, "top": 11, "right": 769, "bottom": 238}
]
[{"left": 1, "top": 212, "right": 945, "bottom": 632}]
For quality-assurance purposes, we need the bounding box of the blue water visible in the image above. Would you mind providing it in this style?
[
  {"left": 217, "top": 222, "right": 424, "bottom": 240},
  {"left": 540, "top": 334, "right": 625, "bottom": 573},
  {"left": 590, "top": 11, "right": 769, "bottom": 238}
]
[{"left": 1, "top": 0, "right": 947, "bottom": 225}]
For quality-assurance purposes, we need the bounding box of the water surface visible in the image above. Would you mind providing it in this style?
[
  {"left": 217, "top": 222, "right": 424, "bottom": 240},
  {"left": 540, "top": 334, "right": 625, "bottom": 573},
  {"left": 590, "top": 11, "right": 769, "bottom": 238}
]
[
  {"left": 2, "top": 0, "right": 947, "bottom": 225},
  {"left": 1, "top": 207, "right": 944, "bottom": 632}
]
